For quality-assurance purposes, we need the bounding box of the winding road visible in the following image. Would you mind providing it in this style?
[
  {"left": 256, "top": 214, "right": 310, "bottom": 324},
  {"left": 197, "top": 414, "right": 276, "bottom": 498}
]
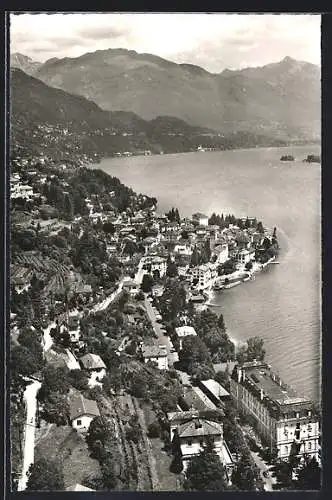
[{"left": 17, "top": 379, "right": 41, "bottom": 491}]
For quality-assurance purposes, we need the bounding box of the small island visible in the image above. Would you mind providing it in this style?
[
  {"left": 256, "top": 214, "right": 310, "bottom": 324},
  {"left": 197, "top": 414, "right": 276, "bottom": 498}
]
[
  {"left": 280, "top": 155, "right": 295, "bottom": 161},
  {"left": 303, "top": 154, "right": 320, "bottom": 163}
]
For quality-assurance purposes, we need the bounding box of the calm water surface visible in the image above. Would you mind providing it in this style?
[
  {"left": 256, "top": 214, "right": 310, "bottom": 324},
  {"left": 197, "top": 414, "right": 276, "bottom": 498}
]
[{"left": 92, "top": 145, "right": 321, "bottom": 402}]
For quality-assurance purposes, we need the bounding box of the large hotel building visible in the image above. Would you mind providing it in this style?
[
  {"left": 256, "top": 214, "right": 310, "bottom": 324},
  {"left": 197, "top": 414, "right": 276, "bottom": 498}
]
[{"left": 230, "top": 361, "right": 320, "bottom": 461}]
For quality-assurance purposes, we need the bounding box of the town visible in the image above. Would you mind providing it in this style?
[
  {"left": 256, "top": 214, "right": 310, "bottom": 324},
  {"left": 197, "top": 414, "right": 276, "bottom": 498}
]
[{"left": 10, "top": 153, "right": 321, "bottom": 492}]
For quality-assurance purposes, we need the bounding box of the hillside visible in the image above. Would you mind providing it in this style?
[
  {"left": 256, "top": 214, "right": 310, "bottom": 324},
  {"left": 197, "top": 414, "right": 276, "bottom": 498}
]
[
  {"left": 13, "top": 49, "right": 321, "bottom": 141},
  {"left": 11, "top": 68, "right": 288, "bottom": 161}
]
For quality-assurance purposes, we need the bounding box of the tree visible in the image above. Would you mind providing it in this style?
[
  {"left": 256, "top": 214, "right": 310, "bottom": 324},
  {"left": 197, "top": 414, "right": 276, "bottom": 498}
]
[
  {"left": 147, "top": 421, "right": 161, "bottom": 438},
  {"left": 141, "top": 273, "right": 154, "bottom": 293},
  {"left": 102, "top": 221, "right": 115, "bottom": 235},
  {"left": 26, "top": 458, "right": 64, "bottom": 491},
  {"left": 294, "top": 456, "right": 321, "bottom": 490},
  {"left": 179, "top": 335, "right": 212, "bottom": 373},
  {"left": 166, "top": 260, "right": 178, "bottom": 278},
  {"left": 38, "top": 365, "right": 70, "bottom": 401},
  {"left": 100, "top": 456, "right": 117, "bottom": 489},
  {"left": 42, "top": 392, "right": 70, "bottom": 426},
  {"left": 245, "top": 261, "right": 253, "bottom": 271},
  {"left": 184, "top": 437, "right": 228, "bottom": 491},
  {"left": 256, "top": 221, "right": 264, "bottom": 234},
  {"left": 67, "top": 369, "right": 89, "bottom": 391},
  {"left": 11, "top": 345, "right": 44, "bottom": 378},
  {"left": 63, "top": 193, "right": 74, "bottom": 221},
  {"left": 231, "top": 450, "right": 261, "bottom": 490},
  {"left": 246, "top": 337, "right": 265, "bottom": 362},
  {"left": 86, "top": 416, "right": 114, "bottom": 452},
  {"left": 190, "top": 246, "right": 199, "bottom": 267}
]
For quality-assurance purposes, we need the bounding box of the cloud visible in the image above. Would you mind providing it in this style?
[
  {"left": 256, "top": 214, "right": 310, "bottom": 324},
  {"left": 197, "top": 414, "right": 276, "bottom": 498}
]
[{"left": 9, "top": 13, "right": 321, "bottom": 72}]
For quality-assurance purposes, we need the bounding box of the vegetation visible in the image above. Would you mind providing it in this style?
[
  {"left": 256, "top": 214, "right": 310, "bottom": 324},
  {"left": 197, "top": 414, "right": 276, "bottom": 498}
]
[
  {"left": 236, "top": 336, "right": 266, "bottom": 364},
  {"left": 231, "top": 450, "right": 263, "bottom": 491},
  {"left": 86, "top": 416, "right": 118, "bottom": 489},
  {"left": 184, "top": 438, "right": 228, "bottom": 491},
  {"left": 192, "top": 309, "right": 235, "bottom": 363},
  {"left": 26, "top": 457, "right": 65, "bottom": 491}
]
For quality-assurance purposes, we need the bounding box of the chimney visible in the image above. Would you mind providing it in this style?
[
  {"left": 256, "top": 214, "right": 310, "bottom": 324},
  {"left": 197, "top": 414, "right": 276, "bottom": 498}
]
[
  {"left": 260, "top": 388, "right": 264, "bottom": 401},
  {"left": 279, "top": 377, "right": 282, "bottom": 386}
]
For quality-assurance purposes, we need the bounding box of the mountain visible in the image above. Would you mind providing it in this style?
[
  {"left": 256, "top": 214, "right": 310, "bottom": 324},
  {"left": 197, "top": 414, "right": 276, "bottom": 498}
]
[
  {"left": 10, "top": 52, "right": 42, "bottom": 76},
  {"left": 27, "top": 49, "right": 320, "bottom": 140},
  {"left": 10, "top": 68, "right": 288, "bottom": 162}
]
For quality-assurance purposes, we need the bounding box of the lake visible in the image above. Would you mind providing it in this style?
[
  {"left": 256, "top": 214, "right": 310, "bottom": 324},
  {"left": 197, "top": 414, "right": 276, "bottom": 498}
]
[{"left": 92, "top": 145, "right": 321, "bottom": 402}]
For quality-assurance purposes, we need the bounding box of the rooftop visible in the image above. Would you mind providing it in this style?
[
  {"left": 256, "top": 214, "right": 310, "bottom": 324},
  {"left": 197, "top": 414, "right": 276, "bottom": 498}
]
[
  {"left": 235, "top": 362, "right": 311, "bottom": 410},
  {"left": 175, "top": 326, "right": 197, "bottom": 338},
  {"left": 200, "top": 379, "right": 230, "bottom": 398},
  {"left": 142, "top": 345, "right": 167, "bottom": 358},
  {"left": 177, "top": 418, "right": 223, "bottom": 438},
  {"left": 192, "top": 212, "right": 208, "bottom": 219},
  {"left": 79, "top": 353, "right": 106, "bottom": 370},
  {"left": 69, "top": 392, "right": 100, "bottom": 421}
]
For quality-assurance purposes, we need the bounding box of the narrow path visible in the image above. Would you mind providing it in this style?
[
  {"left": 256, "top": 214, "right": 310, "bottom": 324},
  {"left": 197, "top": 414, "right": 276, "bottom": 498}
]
[{"left": 17, "top": 380, "right": 42, "bottom": 491}]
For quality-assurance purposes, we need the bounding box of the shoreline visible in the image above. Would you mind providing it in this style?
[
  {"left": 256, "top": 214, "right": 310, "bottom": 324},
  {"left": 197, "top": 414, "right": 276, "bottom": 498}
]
[{"left": 88, "top": 142, "right": 321, "bottom": 167}]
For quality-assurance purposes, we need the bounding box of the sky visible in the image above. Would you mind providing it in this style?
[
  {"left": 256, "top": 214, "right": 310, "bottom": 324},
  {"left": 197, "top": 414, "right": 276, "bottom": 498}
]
[{"left": 10, "top": 12, "right": 321, "bottom": 73}]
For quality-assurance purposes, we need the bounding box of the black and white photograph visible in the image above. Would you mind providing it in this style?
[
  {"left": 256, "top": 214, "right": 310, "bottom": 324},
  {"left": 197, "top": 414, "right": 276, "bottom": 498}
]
[{"left": 8, "top": 11, "right": 321, "bottom": 492}]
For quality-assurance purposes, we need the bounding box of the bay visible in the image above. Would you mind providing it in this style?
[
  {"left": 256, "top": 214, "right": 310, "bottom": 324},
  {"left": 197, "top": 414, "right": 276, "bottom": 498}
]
[{"left": 92, "top": 144, "right": 321, "bottom": 402}]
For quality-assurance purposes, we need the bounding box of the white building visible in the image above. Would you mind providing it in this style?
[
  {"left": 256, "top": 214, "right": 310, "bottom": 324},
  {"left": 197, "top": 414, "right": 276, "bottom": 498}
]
[
  {"left": 175, "top": 326, "right": 197, "bottom": 350},
  {"left": 79, "top": 353, "right": 106, "bottom": 382},
  {"left": 192, "top": 212, "right": 209, "bottom": 226},
  {"left": 236, "top": 248, "right": 255, "bottom": 265},
  {"left": 69, "top": 392, "right": 100, "bottom": 431},
  {"left": 143, "top": 256, "right": 167, "bottom": 278},
  {"left": 213, "top": 244, "right": 229, "bottom": 264},
  {"left": 230, "top": 361, "right": 320, "bottom": 461},
  {"left": 11, "top": 184, "right": 35, "bottom": 200},
  {"left": 174, "top": 242, "right": 193, "bottom": 257},
  {"left": 190, "top": 263, "right": 217, "bottom": 290},
  {"left": 168, "top": 411, "right": 234, "bottom": 477},
  {"left": 142, "top": 344, "right": 168, "bottom": 370}
]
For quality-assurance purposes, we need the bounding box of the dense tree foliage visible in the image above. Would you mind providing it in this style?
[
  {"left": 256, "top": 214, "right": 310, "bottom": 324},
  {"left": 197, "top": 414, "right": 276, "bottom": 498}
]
[
  {"left": 231, "top": 450, "right": 262, "bottom": 491},
  {"left": 166, "top": 207, "right": 180, "bottom": 223},
  {"left": 26, "top": 458, "right": 64, "bottom": 491},
  {"left": 193, "top": 310, "right": 235, "bottom": 363},
  {"left": 184, "top": 438, "right": 228, "bottom": 491},
  {"left": 236, "top": 336, "right": 266, "bottom": 363}
]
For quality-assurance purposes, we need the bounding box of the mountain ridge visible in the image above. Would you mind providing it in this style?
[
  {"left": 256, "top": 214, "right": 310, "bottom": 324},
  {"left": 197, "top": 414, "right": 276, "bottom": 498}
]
[
  {"left": 10, "top": 49, "right": 320, "bottom": 140},
  {"left": 11, "top": 67, "right": 292, "bottom": 162}
]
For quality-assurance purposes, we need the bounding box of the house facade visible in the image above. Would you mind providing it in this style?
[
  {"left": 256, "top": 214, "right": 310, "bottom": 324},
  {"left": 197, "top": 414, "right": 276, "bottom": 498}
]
[
  {"left": 143, "top": 256, "right": 167, "bottom": 278},
  {"left": 190, "top": 263, "right": 217, "bottom": 290},
  {"left": 79, "top": 353, "right": 107, "bottom": 381},
  {"left": 236, "top": 248, "right": 255, "bottom": 265},
  {"left": 230, "top": 361, "right": 320, "bottom": 461},
  {"left": 175, "top": 325, "right": 197, "bottom": 350},
  {"left": 69, "top": 392, "right": 100, "bottom": 431},
  {"left": 168, "top": 411, "right": 234, "bottom": 477},
  {"left": 192, "top": 213, "right": 209, "bottom": 226},
  {"left": 213, "top": 244, "right": 229, "bottom": 264},
  {"left": 141, "top": 344, "right": 168, "bottom": 370}
]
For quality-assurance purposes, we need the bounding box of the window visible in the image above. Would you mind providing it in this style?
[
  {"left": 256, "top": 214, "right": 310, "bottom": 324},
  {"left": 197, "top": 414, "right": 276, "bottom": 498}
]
[
  {"left": 308, "top": 410, "right": 312, "bottom": 417},
  {"left": 187, "top": 439, "right": 192, "bottom": 446},
  {"left": 308, "top": 441, "right": 312, "bottom": 450},
  {"left": 76, "top": 419, "right": 82, "bottom": 426},
  {"left": 296, "top": 412, "right": 300, "bottom": 419},
  {"left": 284, "top": 446, "right": 288, "bottom": 455}
]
